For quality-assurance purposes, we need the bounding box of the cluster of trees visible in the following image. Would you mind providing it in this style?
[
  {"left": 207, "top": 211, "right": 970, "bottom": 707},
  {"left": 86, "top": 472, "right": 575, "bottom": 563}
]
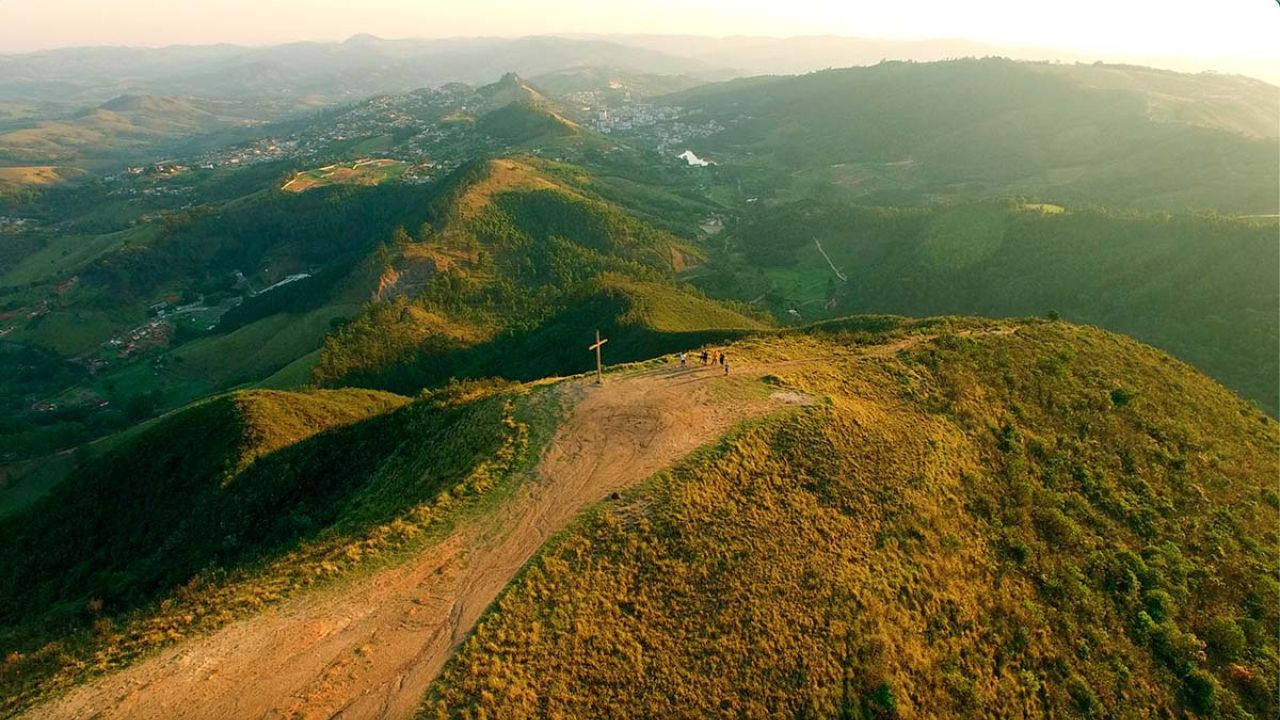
[{"left": 83, "top": 181, "right": 434, "bottom": 305}]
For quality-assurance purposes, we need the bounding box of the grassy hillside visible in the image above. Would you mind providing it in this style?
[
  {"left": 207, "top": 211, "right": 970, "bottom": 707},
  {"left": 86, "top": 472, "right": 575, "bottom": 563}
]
[
  {"left": 0, "top": 379, "right": 564, "bottom": 713},
  {"left": 425, "top": 320, "right": 1278, "bottom": 719},
  {"left": 0, "top": 389, "right": 408, "bottom": 626},
  {"left": 476, "top": 101, "right": 579, "bottom": 143},
  {"left": 314, "top": 159, "right": 766, "bottom": 393},
  {"left": 673, "top": 58, "right": 1279, "bottom": 213},
  {"left": 0, "top": 166, "right": 80, "bottom": 191},
  {"left": 700, "top": 199, "right": 1280, "bottom": 414},
  {"left": 1, "top": 317, "right": 1274, "bottom": 717},
  {"left": 0, "top": 95, "right": 256, "bottom": 167}
]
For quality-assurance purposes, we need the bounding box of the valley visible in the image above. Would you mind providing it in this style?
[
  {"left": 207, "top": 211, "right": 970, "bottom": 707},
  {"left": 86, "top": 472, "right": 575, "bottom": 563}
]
[{"left": 0, "top": 30, "right": 1276, "bottom": 719}]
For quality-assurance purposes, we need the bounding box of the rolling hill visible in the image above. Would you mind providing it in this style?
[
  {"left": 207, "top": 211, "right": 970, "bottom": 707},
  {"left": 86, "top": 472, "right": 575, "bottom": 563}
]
[
  {"left": 700, "top": 198, "right": 1280, "bottom": 414},
  {"left": 0, "top": 38, "right": 1275, "bottom": 720},
  {"left": 313, "top": 158, "right": 766, "bottom": 393},
  {"left": 0, "top": 37, "right": 711, "bottom": 109},
  {"left": 0, "top": 95, "right": 261, "bottom": 166},
  {"left": 1, "top": 318, "right": 1274, "bottom": 719},
  {"left": 0, "top": 150, "right": 758, "bottom": 476},
  {"left": 670, "top": 58, "right": 1279, "bottom": 213}
]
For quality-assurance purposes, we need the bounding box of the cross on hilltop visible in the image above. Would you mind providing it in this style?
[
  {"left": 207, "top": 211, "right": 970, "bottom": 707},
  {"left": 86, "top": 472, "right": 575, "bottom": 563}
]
[{"left": 588, "top": 329, "right": 608, "bottom": 384}]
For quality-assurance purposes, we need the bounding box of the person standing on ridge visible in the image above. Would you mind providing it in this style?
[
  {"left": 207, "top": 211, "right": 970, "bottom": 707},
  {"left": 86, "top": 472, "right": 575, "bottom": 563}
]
[
  {"left": 700, "top": 350, "right": 709, "bottom": 366},
  {"left": 723, "top": 355, "right": 730, "bottom": 375},
  {"left": 679, "top": 351, "right": 687, "bottom": 368}
]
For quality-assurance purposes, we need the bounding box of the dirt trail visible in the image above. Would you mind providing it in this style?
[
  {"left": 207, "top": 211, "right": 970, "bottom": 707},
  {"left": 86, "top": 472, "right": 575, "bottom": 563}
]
[
  {"left": 26, "top": 326, "right": 1019, "bottom": 720},
  {"left": 25, "top": 362, "right": 810, "bottom": 720}
]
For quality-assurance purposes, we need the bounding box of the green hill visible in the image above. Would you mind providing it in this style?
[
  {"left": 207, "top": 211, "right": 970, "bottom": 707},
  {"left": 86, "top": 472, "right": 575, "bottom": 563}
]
[
  {"left": 0, "top": 95, "right": 255, "bottom": 167},
  {"left": 476, "top": 100, "right": 578, "bottom": 143},
  {"left": 671, "top": 58, "right": 1279, "bottom": 213},
  {"left": 0, "top": 389, "right": 408, "bottom": 625},
  {"left": 3, "top": 318, "right": 1274, "bottom": 718},
  {"left": 474, "top": 73, "right": 553, "bottom": 113},
  {"left": 425, "top": 320, "right": 1278, "bottom": 719},
  {"left": 313, "top": 158, "right": 766, "bottom": 393},
  {"left": 700, "top": 198, "right": 1280, "bottom": 414},
  {"left": 0, "top": 379, "right": 562, "bottom": 712}
]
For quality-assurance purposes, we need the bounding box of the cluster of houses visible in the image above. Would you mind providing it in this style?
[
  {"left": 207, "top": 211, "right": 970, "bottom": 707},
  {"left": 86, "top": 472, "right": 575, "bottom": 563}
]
[
  {"left": 0, "top": 216, "right": 37, "bottom": 232},
  {"left": 186, "top": 138, "right": 292, "bottom": 170},
  {"left": 105, "top": 316, "right": 173, "bottom": 360},
  {"left": 587, "top": 103, "right": 684, "bottom": 134}
]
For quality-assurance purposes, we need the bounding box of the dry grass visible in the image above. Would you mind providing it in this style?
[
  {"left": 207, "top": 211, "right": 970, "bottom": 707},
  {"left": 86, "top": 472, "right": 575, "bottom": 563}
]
[
  {"left": 423, "top": 322, "right": 1279, "bottom": 719},
  {"left": 280, "top": 158, "right": 409, "bottom": 193},
  {"left": 0, "top": 166, "right": 74, "bottom": 188}
]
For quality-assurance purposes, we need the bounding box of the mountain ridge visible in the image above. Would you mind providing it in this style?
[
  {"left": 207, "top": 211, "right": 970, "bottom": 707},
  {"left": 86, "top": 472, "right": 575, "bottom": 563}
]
[{"left": 2, "top": 318, "right": 1275, "bottom": 718}]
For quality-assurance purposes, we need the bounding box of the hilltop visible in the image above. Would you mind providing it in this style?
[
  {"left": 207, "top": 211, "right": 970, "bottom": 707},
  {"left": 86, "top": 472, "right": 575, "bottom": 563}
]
[
  {"left": 312, "top": 158, "right": 766, "bottom": 393},
  {"left": 426, "top": 319, "right": 1279, "bottom": 719},
  {"left": 1, "top": 318, "right": 1275, "bottom": 718}
]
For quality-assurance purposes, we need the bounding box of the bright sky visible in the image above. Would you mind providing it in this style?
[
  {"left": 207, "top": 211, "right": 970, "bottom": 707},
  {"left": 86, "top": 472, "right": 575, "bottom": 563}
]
[{"left": 1, "top": 0, "right": 1277, "bottom": 62}]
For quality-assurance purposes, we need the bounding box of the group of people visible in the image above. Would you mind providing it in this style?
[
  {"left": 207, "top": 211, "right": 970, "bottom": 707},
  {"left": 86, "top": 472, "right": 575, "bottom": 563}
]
[{"left": 678, "top": 349, "right": 730, "bottom": 375}]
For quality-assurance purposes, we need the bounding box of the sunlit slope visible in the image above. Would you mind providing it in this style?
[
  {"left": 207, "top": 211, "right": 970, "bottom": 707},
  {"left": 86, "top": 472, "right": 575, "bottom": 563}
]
[
  {"left": 426, "top": 320, "right": 1279, "bottom": 719},
  {"left": 0, "top": 380, "right": 550, "bottom": 713},
  {"left": 0, "top": 95, "right": 251, "bottom": 167},
  {"left": 314, "top": 158, "right": 766, "bottom": 393},
  {"left": 0, "top": 389, "right": 409, "bottom": 628}
]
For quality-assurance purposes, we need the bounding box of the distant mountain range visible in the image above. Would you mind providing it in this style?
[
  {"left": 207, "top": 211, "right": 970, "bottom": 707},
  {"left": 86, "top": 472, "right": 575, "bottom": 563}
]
[
  {"left": 0, "top": 36, "right": 712, "bottom": 110},
  {"left": 2, "top": 33, "right": 1275, "bottom": 115}
]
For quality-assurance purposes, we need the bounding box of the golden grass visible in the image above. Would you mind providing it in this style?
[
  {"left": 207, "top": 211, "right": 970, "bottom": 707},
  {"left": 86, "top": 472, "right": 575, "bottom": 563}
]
[
  {"left": 451, "top": 160, "right": 576, "bottom": 220},
  {"left": 281, "top": 159, "right": 409, "bottom": 193},
  {"left": 424, "top": 322, "right": 1279, "bottom": 719},
  {"left": 0, "top": 166, "right": 75, "bottom": 188}
]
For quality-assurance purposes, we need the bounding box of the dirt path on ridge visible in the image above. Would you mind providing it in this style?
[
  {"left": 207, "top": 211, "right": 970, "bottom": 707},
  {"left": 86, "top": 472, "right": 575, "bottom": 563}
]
[
  {"left": 24, "top": 326, "right": 1022, "bottom": 720},
  {"left": 24, "top": 361, "right": 815, "bottom": 720}
]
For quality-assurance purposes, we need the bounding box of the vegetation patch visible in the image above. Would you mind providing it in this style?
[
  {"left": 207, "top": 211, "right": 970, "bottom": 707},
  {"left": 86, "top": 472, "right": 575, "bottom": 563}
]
[{"left": 281, "top": 158, "right": 411, "bottom": 193}]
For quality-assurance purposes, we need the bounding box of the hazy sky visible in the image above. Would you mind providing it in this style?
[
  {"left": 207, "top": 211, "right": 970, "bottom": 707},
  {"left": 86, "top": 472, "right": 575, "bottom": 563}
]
[{"left": 2, "top": 0, "right": 1277, "bottom": 62}]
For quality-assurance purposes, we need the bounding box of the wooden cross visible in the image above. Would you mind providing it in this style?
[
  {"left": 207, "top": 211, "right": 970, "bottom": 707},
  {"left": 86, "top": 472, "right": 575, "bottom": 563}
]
[{"left": 588, "top": 329, "right": 608, "bottom": 384}]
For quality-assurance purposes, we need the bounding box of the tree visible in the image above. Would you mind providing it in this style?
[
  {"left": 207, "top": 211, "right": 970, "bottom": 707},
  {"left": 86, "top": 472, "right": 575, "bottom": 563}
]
[{"left": 391, "top": 226, "right": 412, "bottom": 247}]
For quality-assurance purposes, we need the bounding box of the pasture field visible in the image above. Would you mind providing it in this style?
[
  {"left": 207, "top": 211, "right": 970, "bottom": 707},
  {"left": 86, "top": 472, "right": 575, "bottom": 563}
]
[{"left": 281, "top": 158, "right": 410, "bottom": 192}]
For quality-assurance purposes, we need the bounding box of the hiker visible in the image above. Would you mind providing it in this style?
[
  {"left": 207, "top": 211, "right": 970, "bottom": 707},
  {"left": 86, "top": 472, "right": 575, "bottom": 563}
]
[
  {"left": 718, "top": 352, "right": 725, "bottom": 367},
  {"left": 679, "top": 351, "right": 687, "bottom": 368},
  {"left": 723, "top": 357, "right": 730, "bottom": 375},
  {"left": 700, "top": 350, "right": 709, "bottom": 366}
]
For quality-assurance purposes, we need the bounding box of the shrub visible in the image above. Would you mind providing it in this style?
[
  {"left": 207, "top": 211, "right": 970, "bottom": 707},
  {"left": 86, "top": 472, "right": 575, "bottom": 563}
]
[
  {"left": 1109, "top": 388, "right": 1135, "bottom": 407},
  {"left": 1143, "top": 590, "right": 1175, "bottom": 623},
  {"left": 1202, "top": 617, "right": 1246, "bottom": 664},
  {"left": 1182, "top": 670, "right": 1217, "bottom": 715}
]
